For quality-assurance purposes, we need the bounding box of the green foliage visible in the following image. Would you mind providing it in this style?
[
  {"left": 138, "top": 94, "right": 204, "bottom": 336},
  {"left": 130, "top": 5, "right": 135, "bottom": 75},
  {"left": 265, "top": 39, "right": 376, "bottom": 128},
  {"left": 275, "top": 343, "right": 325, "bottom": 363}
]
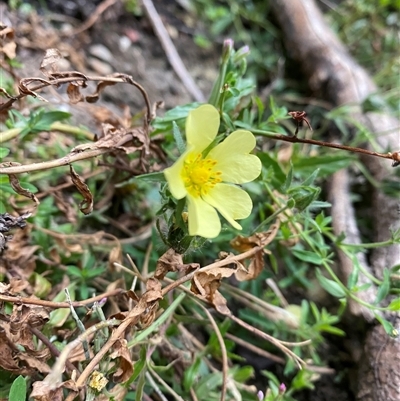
[{"left": 8, "top": 376, "right": 26, "bottom": 401}]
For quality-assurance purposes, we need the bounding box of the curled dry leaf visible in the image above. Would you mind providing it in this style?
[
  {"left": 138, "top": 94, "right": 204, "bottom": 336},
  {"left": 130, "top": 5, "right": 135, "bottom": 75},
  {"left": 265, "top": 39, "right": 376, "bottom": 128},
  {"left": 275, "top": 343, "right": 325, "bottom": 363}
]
[
  {"left": 109, "top": 339, "right": 133, "bottom": 383},
  {"left": 154, "top": 248, "right": 199, "bottom": 280},
  {"left": 18, "top": 78, "right": 49, "bottom": 102},
  {"left": 66, "top": 82, "right": 84, "bottom": 104},
  {"left": 191, "top": 271, "right": 231, "bottom": 315},
  {"left": 8, "top": 173, "right": 39, "bottom": 208},
  {"left": 40, "top": 48, "right": 62, "bottom": 78},
  {"left": 85, "top": 80, "right": 116, "bottom": 103},
  {"left": 230, "top": 223, "right": 280, "bottom": 252},
  {"left": 69, "top": 165, "right": 93, "bottom": 214},
  {"left": 191, "top": 224, "right": 280, "bottom": 313}
]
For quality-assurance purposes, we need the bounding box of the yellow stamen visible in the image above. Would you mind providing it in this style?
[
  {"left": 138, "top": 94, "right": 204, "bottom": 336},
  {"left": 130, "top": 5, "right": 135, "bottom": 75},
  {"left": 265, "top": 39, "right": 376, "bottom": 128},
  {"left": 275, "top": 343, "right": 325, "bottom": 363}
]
[{"left": 181, "top": 153, "right": 222, "bottom": 197}]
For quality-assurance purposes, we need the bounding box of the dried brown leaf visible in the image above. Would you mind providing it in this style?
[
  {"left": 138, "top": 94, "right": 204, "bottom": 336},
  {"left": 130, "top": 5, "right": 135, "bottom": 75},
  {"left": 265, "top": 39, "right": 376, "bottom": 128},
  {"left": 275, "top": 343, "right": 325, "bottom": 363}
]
[
  {"left": 143, "top": 278, "right": 162, "bottom": 303},
  {"left": 155, "top": 248, "right": 199, "bottom": 280},
  {"left": 66, "top": 83, "right": 84, "bottom": 104},
  {"left": 0, "top": 26, "right": 16, "bottom": 59},
  {"left": 18, "top": 78, "right": 49, "bottom": 102},
  {"left": 16, "top": 353, "right": 51, "bottom": 374},
  {"left": 230, "top": 223, "right": 279, "bottom": 252},
  {"left": 0, "top": 331, "right": 23, "bottom": 373},
  {"left": 85, "top": 81, "right": 116, "bottom": 103},
  {"left": 40, "top": 48, "right": 62, "bottom": 78},
  {"left": 30, "top": 382, "right": 65, "bottom": 401},
  {"left": 191, "top": 271, "right": 231, "bottom": 315},
  {"left": 69, "top": 165, "right": 93, "bottom": 214},
  {"left": 108, "top": 244, "right": 122, "bottom": 271},
  {"left": 110, "top": 339, "right": 133, "bottom": 383},
  {"left": 9, "top": 173, "right": 39, "bottom": 208}
]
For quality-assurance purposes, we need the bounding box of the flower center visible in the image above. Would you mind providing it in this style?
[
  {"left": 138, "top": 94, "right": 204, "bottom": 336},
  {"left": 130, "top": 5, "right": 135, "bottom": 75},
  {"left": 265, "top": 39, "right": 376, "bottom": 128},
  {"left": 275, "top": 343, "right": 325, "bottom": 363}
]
[{"left": 182, "top": 153, "right": 222, "bottom": 197}]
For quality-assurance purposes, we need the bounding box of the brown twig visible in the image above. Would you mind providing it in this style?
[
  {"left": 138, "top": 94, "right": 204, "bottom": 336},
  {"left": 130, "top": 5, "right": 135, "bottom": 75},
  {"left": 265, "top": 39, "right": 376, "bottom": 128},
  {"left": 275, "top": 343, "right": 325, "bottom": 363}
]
[
  {"left": 161, "top": 245, "right": 264, "bottom": 296},
  {"left": 29, "top": 326, "right": 78, "bottom": 373},
  {"left": 0, "top": 288, "right": 124, "bottom": 309},
  {"left": 0, "top": 73, "right": 153, "bottom": 128},
  {"left": 70, "top": 0, "right": 118, "bottom": 35},
  {"left": 141, "top": 0, "right": 205, "bottom": 102},
  {"left": 254, "top": 129, "right": 400, "bottom": 166}
]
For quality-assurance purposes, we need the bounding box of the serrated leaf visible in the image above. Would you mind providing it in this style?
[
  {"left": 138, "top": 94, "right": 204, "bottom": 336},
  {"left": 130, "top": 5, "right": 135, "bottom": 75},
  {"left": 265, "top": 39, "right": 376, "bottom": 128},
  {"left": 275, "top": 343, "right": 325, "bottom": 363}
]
[
  {"left": 316, "top": 269, "right": 347, "bottom": 298},
  {"left": 9, "top": 375, "right": 26, "bottom": 401}
]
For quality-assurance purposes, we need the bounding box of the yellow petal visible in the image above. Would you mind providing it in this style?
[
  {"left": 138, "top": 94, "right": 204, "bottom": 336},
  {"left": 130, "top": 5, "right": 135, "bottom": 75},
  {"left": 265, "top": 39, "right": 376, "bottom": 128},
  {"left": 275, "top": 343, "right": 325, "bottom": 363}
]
[
  {"left": 187, "top": 194, "right": 221, "bottom": 238},
  {"left": 207, "top": 130, "right": 261, "bottom": 183},
  {"left": 202, "top": 184, "right": 253, "bottom": 230},
  {"left": 164, "top": 151, "right": 189, "bottom": 199},
  {"left": 186, "top": 104, "right": 220, "bottom": 152}
]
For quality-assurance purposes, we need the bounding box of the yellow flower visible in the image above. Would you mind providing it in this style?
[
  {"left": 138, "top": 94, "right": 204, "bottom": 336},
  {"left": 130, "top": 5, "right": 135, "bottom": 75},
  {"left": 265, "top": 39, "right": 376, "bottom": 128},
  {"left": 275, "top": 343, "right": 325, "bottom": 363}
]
[{"left": 164, "top": 104, "right": 261, "bottom": 238}]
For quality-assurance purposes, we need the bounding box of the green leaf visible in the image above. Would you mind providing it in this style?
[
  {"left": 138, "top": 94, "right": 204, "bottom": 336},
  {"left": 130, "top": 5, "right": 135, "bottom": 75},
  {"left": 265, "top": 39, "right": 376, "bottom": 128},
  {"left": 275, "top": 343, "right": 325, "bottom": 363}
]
[
  {"left": 375, "top": 314, "right": 398, "bottom": 337},
  {"left": 387, "top": 298, "right": 400, "bottom": 311},
  {"left": 281, "top": 162, "right": 293, "bottom": 192},
  {"left": 128, "top": 346, "right": 147, "bottom": 384},
  {"left": 172, "top": 121, "right": 186, "bottom": 154},
  {"left": 375, "top": 269, "right": 390, "bottom": 304},
  {"left": 288, "top": 186, "right": 320, "bottom": 211},
  {"left": 347, "top": 266, "right": 359, "bottom": 289},
  {"left": 293, "top": 154, "right": 354, "bottom": 177},
  {"left": 133, "top": 172, "right": 166, "bottom": 183},
  {"left": 34, "top": 111, "right": 70, "bottom": 130},
  {"left": 183, "top": 357, "right": 202, "bottom": 392},
  {"left": 316, "top": 269, "right": 347, "bottom": 298},
  {"left": 292, "top": 249, "right": 323, "bottom": 265},
  {"left": 9, "top": 375, "right": 26, "bottom": 401},
  {"left": 301, "top": 168, "right": 320, "bottom": 186},
  {"left": 258, "top": 153, "right": 286, "bottom": 187},
  {"left": 0, "top": 147, "right": 10, "bottom": 159}
]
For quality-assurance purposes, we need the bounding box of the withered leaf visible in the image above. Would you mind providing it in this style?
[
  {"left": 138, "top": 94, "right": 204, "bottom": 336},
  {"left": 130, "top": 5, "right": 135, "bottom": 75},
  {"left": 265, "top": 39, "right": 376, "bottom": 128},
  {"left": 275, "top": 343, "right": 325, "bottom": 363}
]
[
  {"left": 0, "top": 26, "right": 16, "bottom": 59},
  {"left": 230, "top": 223, "right": 279, "bottom": 252},
  {"left": 143, "top": 278, "right": 162, "bottom": 303},
  {"left": 18, "top": 78, "right": 50, "bottom": 102},
  {"left": 85, "top": 81, "right": 116, "bottom": 103},
  {"left": 9, "top": 173, "right": 39, "bottom": 208},
  {"left": 66, "top": 83, "right": 84, "bottom": 104},
  {"left": 30, "top": 381, "right": 66, "bottom": 401},
  {"left": 69, "top": 165, "right": 93, "bottom": 214},
  {"left": 109, "top": 339, "right": 133, "bottom": 383},
  {"left": 40, "top": 48, "right": 62, "bottom": 78},
  {"left": 155, "top": 248, "right": 199, "bottom": 280},
  {"left": 191, "top": 271, "right": 231, "bottom": 315}
]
